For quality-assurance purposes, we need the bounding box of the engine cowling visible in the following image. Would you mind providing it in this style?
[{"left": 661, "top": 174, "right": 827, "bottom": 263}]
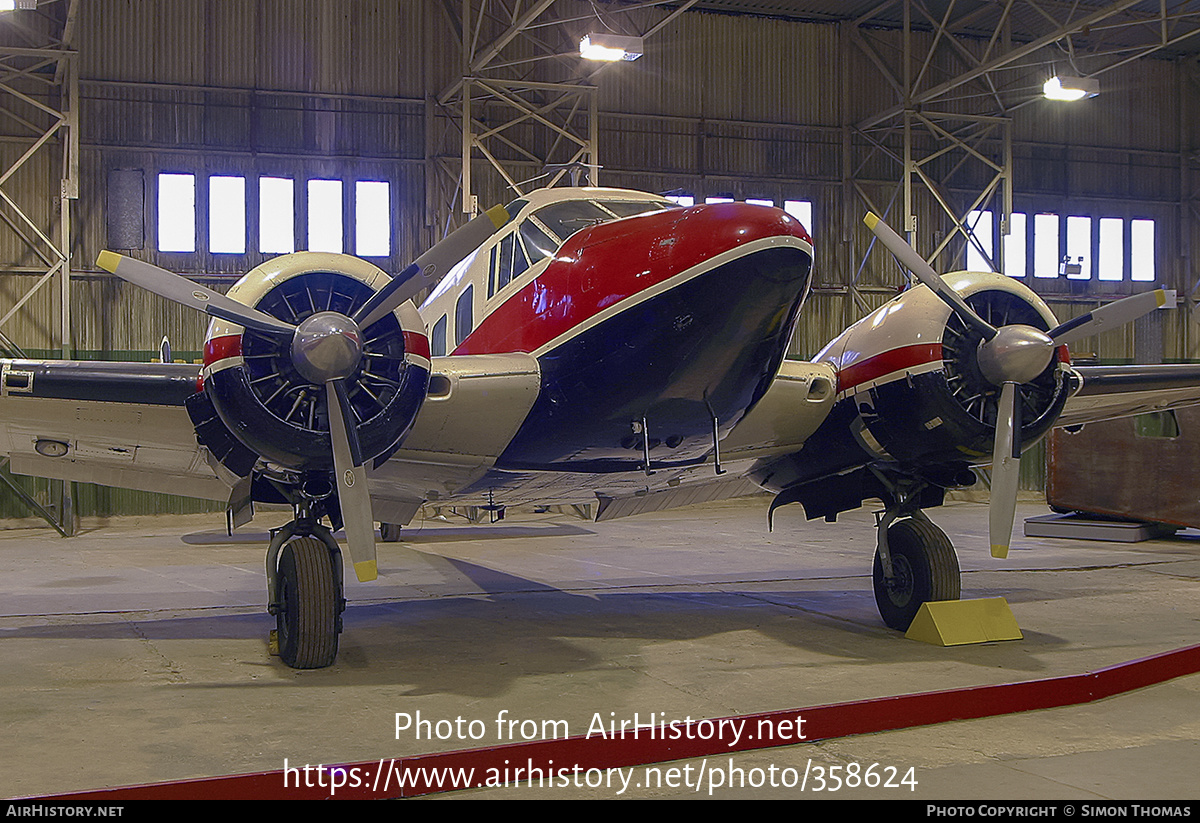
[
  {"left": 197, "top": 252, "right": 431, "bottom": 474},
  {"left": 817, "top": 271, "right": 1072, "bottom": 474}
]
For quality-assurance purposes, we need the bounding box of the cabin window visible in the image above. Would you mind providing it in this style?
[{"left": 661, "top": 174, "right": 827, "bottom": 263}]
[
  {"left": 431, "top": 315, "right": 447, "bottom": 357},
  {"left": 454, "top": 285, "right": 473, "bottom": 347}
]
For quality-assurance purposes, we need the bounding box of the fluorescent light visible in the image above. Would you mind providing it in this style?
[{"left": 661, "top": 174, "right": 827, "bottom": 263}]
[
  {"left": 1043, "top": 75, "right": 1098, "bottom": 101},
  {"left": 580, "top": 33, "right": 643, "bottom": 62}
]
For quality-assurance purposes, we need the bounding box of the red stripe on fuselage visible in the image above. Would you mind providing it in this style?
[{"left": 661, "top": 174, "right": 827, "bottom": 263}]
[
  {"left": 835, "top": 343, "right": 943, "bottom": 394},
  {"left": 452, "top": 203, "right": 812, "bottom": 356},
  {"left": 203, "top": 334, "right": 242, "bottom": 366}
]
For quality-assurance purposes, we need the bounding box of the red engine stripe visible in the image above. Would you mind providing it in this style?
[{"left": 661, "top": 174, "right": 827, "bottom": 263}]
[
  {"left": 203, "top": 334, "right": 243, "bottom": 366},
  {"left": 836, "top": 342, "right": 943, "bottom": 394},
  {"left": 403, "top": 330, "right": 430, "bottom": 361}
]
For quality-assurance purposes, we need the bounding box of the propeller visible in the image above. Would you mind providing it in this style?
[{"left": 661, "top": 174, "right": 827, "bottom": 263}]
[
  {"left": 97, "top": 205, "right": 510, "bottom": 583},
  {"left": 863, "top": 212, "right": 1171, "bottom": 558}
]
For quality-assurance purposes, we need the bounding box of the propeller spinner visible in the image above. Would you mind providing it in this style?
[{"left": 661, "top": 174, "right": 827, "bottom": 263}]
[{"left": 863, "top": 212, "right": 1171, "bottom": 558}]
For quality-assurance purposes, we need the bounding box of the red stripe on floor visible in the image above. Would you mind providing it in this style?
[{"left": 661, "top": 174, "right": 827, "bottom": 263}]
[{"left": 30, "top": 643, "right": 1200, "bottom": 800}]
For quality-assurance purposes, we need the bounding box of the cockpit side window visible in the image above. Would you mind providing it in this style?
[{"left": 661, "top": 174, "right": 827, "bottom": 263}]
[
  {"left": 520, "top": 219, "right": 558, "bottom": 264},
  {"left": 598, "top": 200, "right": 672, "bottom": 219},
  {"left": 530, "top": 199, "right": 674, "bottom": 244},
  {"left": 531, "top": 201, "right": 613, "bottom": 243}
]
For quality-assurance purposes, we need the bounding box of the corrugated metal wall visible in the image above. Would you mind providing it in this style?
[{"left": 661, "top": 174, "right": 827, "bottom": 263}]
[{"left": 0, "top": 0, "right": 1195, "bottom": 514}]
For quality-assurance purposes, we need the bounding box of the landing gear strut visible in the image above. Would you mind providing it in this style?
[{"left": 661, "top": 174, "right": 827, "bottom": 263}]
[
  {"left": 267, "top": 512, "right": 346, "bottom": 669},
  {"left": 871, "top": 475, "right": 961, "bottom": 631}
]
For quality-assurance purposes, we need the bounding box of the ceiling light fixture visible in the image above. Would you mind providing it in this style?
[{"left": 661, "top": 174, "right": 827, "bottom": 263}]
[
  {"left": 1043, "top": 75, "right": 1099, "bottom": 101},
  {"left": 579, "top": 33, "right": 644, "bottom": 62}
]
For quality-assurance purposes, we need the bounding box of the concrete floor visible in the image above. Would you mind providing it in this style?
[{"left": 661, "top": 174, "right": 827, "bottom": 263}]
[{"left": 1, "top": 496, "right": 1198, "bottom": 800}]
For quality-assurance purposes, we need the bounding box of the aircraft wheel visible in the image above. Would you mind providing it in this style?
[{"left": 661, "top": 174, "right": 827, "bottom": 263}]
[
  {"left": 275, "top": 536, "right": 340, "bottom": 669},
  {"left": 380, "top": 522, "right": 402, "bottom": 543},
  {"left": 872, "top": 517, "right": 960, "bottom": 631}
]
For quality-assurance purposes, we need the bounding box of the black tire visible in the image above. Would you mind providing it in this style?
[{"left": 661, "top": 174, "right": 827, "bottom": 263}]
[
  {"left": 276, "top": 536, "right": 340, "bottom": 668},
  {"left": 380, "top": 522, "right": 402, "bottom": 543},
  {"left": 872, "top": 517, "right": 961, "bottom": 631}
]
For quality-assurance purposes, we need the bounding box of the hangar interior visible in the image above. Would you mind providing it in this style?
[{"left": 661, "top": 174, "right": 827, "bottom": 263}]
[
  {"left": 0, "top": 0, "right": 1199, "bottom": 801},
  {"left": 0, "top": 0, "right": 1198, "bottom": 520}
]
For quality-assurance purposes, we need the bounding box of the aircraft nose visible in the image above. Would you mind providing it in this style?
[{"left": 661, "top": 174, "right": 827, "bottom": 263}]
[{"left": 682, "top": 200, "right": 813, "bottom": 246}]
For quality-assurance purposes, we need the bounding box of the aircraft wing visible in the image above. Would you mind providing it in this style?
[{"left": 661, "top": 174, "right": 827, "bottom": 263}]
[
  {"left": 1057, "top": 363, "right": 1200, "bottom": 429},
  {"left": 0, "top": 354, "right": 542, "bottom": 521},
  {"left": 0, "top": 359, "right": 231, "bottom": 500}
]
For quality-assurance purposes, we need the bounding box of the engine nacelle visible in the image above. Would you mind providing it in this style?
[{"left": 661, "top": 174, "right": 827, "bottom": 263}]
[
  {"left": 816, "top": 271, "right": 1072, "bottom": 474},
  {"left": 196, "top": 252, "right": 430, "bottom": 474}
]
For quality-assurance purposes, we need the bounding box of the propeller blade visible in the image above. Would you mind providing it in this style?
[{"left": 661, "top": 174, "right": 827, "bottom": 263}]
[
  {"left": 863, "top": 213, "right": 997, "bottom": 341},
  {"left": 1048, "top": 289, "right": 1173, "bottom": 347},
  {"left": 325, "top": 378, "right": 377, "bottom": 583},
  {"left": 989, "top": 381, "right": 1022, "bottom": 559},
  {"left": 97, "top": 251, "right": 296, "bottom": 338},
  {"left": 355, "top": 204, "right": 510, "bottom": 330}
]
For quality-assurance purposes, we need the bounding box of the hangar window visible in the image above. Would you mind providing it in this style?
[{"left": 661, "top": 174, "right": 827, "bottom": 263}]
[
  {"left": 665, "top": 194, "right": 694, "bottom": 207},
  {"left": 209, "top": 176, "right": 246, "bottom": 254},
  {"left": 355, "top": 181, "right": 390, "bottom": 257},
  {"left": 307, "top": 179, "right": 343, "bottom": 253},
  {"left": 1064, "top": 216, "right": 1092, "bottom": 279},
  {"left": 746, "top": 198, "right": 774, "bottom": 207},
  {"left": 705, "top": 196, "right": 734, "bottom": 204},
  {"left": 1033, "top": 213, "right": 1060, "bottom": 278},
  {"left": 157, "top": 173, "right": 196, "bottom": 253},
  {"left": 784, "top": 200, "right": 812, "bottom": 235},
  {"left": 1131, "top": 219, "right": 1156, "bottom": 281},
  {"left": 455, "top": 285, "right": 473, "bottom": 347},
  {"left": 966, "top": 209, "right": 994, "bottom": 272},
  {"left": 1098, "top": 218, "right": 1123, "bottom": 281},
  {"left": 260, "top": 177, "right": 295, "bottom": 254},
  {"left": 1018, "top": 212, "right": 1156, "bottom": 282},
  {"left": 963, "top": 209, "right": 1026, "bottom": 276}
]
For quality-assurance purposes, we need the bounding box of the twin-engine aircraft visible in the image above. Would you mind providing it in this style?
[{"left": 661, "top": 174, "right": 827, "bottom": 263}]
[{"left": 1, "top": 186, "right": 1197, "bottom": 668}]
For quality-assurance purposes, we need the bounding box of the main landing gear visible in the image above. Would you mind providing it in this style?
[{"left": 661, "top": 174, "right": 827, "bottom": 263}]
[
  {"left": 871, "top": 479, "right": 961, "bottom": 631},
  {"left": 266, "top": 502, "right": 346, "bottom": 669}
]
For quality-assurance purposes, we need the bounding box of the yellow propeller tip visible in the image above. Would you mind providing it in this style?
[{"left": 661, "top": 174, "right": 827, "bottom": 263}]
[
  {"left": 353, "top": 559, "right": 378, "bottom": 582},
  {"left": 484, "top": 204, "right": 509, "bottom": 230},
  {"left": 96, "top": 250, "right": 121, "bottom": 273},
  {"left": 863, "top": 212, "right": 879, "bottom": 229},
  {"left": 990, "top": 545, "right": 1010, "bottom": 559}
]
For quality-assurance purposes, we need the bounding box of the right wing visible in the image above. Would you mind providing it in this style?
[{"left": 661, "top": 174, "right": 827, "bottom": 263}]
[{"left": 0, "top": 359, "right": 231, "bottom": 500}]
